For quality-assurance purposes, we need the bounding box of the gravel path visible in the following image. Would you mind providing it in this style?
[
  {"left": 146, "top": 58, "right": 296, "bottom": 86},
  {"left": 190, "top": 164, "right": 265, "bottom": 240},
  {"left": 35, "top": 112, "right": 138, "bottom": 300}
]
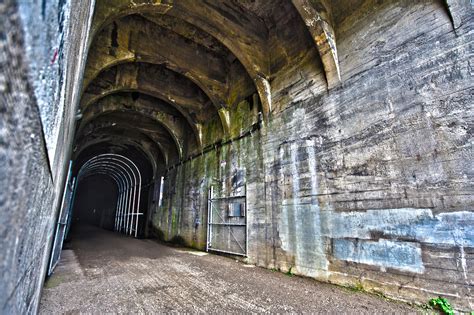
[{"left": 40, "top": 225, "right": 418, "bottom": 313}]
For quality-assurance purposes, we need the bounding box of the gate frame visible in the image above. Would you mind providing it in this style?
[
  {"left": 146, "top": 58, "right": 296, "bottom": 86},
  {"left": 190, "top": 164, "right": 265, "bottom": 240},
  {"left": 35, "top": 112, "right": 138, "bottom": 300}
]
[
  {"left": 206, "top": 185, "right": 248, "bottom": 257},
  {"left": 48, "top": 161, "right": 76, "bottom": 276}
]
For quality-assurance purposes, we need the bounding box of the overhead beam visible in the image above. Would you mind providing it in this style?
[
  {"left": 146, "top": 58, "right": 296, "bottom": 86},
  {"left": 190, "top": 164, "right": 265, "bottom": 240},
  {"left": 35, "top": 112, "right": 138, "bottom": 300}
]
[
  {"left": 79, "top": 93, "right": 197, "bottom": 156},
  {"left": 292, "top": 0, "right": 341, "bottom": 89},
  {"left": 73, "top": 131, "right": 165, "bottom": 172},
  {"left": 80, "top": 114, "right": 180, "bottom": 164},
  {"left": 89, "top": 1, "right": 272, "bottom": 118}
]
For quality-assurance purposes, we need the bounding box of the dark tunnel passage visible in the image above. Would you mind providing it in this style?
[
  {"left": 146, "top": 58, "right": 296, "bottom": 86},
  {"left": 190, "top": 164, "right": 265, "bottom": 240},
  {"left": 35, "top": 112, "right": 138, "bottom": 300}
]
[
  {"left": 71, "top": 176, "right": 118, "bottom": 231},
  {"left": 68, "top": 144, "right": 155, "bottom": 240}
]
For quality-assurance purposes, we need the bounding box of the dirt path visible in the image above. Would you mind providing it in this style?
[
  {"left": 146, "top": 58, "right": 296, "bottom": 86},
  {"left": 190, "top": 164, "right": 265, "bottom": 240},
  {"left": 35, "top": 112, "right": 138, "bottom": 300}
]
[{"left": 40, "top": 225, "right": 418, "bottom": 313}]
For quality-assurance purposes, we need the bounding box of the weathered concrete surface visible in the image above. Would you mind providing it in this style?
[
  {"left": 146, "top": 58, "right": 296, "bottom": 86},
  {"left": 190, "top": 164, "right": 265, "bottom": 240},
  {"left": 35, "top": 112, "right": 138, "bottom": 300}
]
[
  {"left": 147, "top": 0, "right": 473, "bottom": 311},
  {"left": 2, "top": 0, "right": 471, "bottom": 312},
  {"left": 39, "top": 225, "right": 417, "bottom": 313},
  {"left": 0, "top": 4, "right": 55, "bottom": 313},
  {"left": 0, "top": 0, "right": 94, "bottom": 313}
]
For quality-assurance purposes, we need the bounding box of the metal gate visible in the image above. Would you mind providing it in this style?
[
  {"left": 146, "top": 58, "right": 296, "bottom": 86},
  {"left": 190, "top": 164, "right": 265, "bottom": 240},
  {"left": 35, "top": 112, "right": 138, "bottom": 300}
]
[
  {"left": 48, "top": 161, "right": 76, "bottom": 275},
  {"left": 206, "top": 186, "right": 248, "bottom": 256}
]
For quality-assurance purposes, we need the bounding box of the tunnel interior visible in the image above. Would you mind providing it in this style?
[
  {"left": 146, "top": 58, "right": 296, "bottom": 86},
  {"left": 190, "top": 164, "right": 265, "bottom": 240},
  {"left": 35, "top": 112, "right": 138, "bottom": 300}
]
[
  {"left": 70, "top": 142, "right": 154, "bottom": 238},
  {"left": 2, "top": 0, "right": 473, "bottom": 312},
  {"left": 68, "top": 0, "right": 326, "bottom": 241},
  {"left": 45, "top": 0, "right": 473, "bottom": 311}
]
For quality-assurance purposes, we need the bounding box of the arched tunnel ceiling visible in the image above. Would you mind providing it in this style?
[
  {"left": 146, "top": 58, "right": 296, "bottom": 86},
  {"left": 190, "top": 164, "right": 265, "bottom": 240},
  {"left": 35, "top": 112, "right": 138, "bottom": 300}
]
[
  {"left": 76, "top": 0, "right": 347, "bottom": 170},
  {"left": 72, "top": 141, "right": 155, "bottom": 186},
  {"left": 74, "top": 128, "right": 165, "bottom": 169}
]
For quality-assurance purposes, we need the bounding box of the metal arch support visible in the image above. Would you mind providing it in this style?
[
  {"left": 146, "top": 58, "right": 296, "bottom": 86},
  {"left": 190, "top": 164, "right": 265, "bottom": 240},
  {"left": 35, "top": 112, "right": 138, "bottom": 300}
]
[
  {"left": 81, "top": 159, "right": 136, "bottom": 233},
  {"left": 80, "top": 160, "right": 136, "bottom": 235},
  {"left": 80, "top": 163, "right": 133, "bottom": 234},
  {"left": 79, "top": 155, "right": 141, "bottom": 236},
  {"left": 102, "top": 154, "right": 142, "bottom": 237},
  {"left": 79, "top": 168, "right": 127, "bottom": 232},
  {"left": 77, "top": 153, "right": 143, "bottom": 237},
  {"left": 80, "top": 161, "right": 136, "bottom": 235}
]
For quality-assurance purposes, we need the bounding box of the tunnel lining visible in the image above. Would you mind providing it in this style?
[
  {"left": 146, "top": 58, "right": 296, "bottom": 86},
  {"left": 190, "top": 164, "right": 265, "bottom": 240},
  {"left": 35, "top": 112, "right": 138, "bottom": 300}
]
[{"left": 4, "top": 0, "right": 468, "bottom": 311}]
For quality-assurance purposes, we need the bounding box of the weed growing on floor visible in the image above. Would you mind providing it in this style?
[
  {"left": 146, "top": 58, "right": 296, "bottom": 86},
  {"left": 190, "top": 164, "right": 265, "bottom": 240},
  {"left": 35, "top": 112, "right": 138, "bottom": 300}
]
[
  {"left": 348, "top": 282, "right": 364, "bottom": 292},
  {"left": 285, "top": 266, "right": 294, "bottom": 277},
  {"left": 429, "top": 297, "right": 454, "bottom": 315}
]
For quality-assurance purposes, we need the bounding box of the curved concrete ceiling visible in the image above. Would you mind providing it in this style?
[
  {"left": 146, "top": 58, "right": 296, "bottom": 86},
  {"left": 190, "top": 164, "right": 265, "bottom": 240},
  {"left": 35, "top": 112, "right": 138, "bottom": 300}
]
[{"left": 76, "top": 0, "right": 343, "bottom": 169}]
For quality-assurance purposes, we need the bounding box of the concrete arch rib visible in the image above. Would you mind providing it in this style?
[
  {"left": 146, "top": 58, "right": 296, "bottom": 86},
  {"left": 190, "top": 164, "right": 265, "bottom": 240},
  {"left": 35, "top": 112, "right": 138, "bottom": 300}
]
[
  {"left": 79, "top": 117, "right": 177, "bottom": 165},
  {"left": 78, "top": 94, "right": 190, "bottom": 159},
  {"left": 291, "top": 0, "right": 341, "bottom": 89},
  {"left": 84, "top": 89, "right": 205, "bottom": 148},
  {"left": 89, "top": 1, "right": 273, "bottom": 117},
  {"left": 82, "top": 62, "right": 212, "bottom": 114},
  {"left": 81, "top": 63, "right": 219, "bottom": 146},
  {"left": 84, "top": 16, "right": 227, "bottom": 110},
  {"left": 73, "top": 134, "right": 163, "bottom": 173}
]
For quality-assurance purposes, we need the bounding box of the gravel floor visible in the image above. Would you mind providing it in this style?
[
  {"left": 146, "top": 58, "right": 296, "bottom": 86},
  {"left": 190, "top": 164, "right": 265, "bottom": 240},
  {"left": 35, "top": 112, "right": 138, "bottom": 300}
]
[{"left": 39, "top": 225, "right": 418, "bottom": 313}]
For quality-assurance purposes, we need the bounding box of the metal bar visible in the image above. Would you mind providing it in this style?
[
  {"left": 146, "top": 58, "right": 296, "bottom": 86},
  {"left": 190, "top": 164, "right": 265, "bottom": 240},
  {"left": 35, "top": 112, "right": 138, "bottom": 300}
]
[
  {"left": 210, "top": 195, "right": 245, "bottom": 201},
  {"left": 207, "top": 247, "right": 246, "bottom": 257},
  {"left": 133, "top": 161, "right": 141, "bottom": 238},
  {"left": 48, "top": 161, "right": 73, "bottom": 275},
  {"left": 76, "top": 154, "right": 142, "bottom": 238},
  {"left": 115, "top": 178, "right": 124, "bottom": 231},
  {"left": 209, "top": 223, "right": 246, "bottom": 226},
  {"left": 206, "top": 186, "right": 213, "bottom": 252},
  {"left": 245, "top": 183, "right": 248, "bottom": 257},
  {"left": 65, "top": 177, "right": 78, "bottom": 239}
]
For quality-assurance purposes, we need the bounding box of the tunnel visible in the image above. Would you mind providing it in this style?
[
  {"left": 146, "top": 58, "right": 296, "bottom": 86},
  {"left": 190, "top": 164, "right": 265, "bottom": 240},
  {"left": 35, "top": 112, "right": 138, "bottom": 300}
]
[
  {"left": 69, "top": 146, "right": 153, "bottom": 238},
  {"left": 1, "top": 0, "right": 473, "bottom": 313}
]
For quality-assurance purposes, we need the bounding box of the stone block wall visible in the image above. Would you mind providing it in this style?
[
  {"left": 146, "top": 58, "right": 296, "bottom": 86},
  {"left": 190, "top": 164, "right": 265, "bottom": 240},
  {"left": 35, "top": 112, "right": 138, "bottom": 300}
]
[{"left": 152, "top": 0, "right": 473, "bottom": 310}]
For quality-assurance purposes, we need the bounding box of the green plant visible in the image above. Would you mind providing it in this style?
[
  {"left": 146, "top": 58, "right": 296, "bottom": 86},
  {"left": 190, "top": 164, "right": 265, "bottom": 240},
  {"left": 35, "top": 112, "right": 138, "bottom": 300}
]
[
  {"left": 285, "top": 266, "right": 294, "bottom": 277},
  {"left": 429, "top": 297, "right": 453, "bottom": 315},
  {"left": 348, "top": 282, "right": 364, "bottom": 292}
]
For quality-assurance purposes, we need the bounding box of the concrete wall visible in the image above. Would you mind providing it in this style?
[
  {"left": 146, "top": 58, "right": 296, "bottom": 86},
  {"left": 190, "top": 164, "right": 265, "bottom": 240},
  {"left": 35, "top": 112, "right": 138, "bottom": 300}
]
[
  {"left": 1, "top": 0, "right": 472, "bottom": 312},
  {"left": 152, "top": 0, "right": 473, "bottom": 310},
  {"left": 0, "top": 0, "right": 94, "bottom": 312}
]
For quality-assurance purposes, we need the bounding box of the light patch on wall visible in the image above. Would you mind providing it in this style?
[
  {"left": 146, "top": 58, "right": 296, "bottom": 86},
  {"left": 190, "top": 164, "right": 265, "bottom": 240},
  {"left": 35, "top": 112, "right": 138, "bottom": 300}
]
[
  {"left": 279, "top": 141, "right": 329, "bottom": 278},
  {"left": 383, "top": 211, "right": 474, "bottom": 247},
  {"left": 324, "top": 208, "right": 434, "bottom": 240},
  {"left": 333, "top": 238, "right": 425, "bottom": 274}
]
